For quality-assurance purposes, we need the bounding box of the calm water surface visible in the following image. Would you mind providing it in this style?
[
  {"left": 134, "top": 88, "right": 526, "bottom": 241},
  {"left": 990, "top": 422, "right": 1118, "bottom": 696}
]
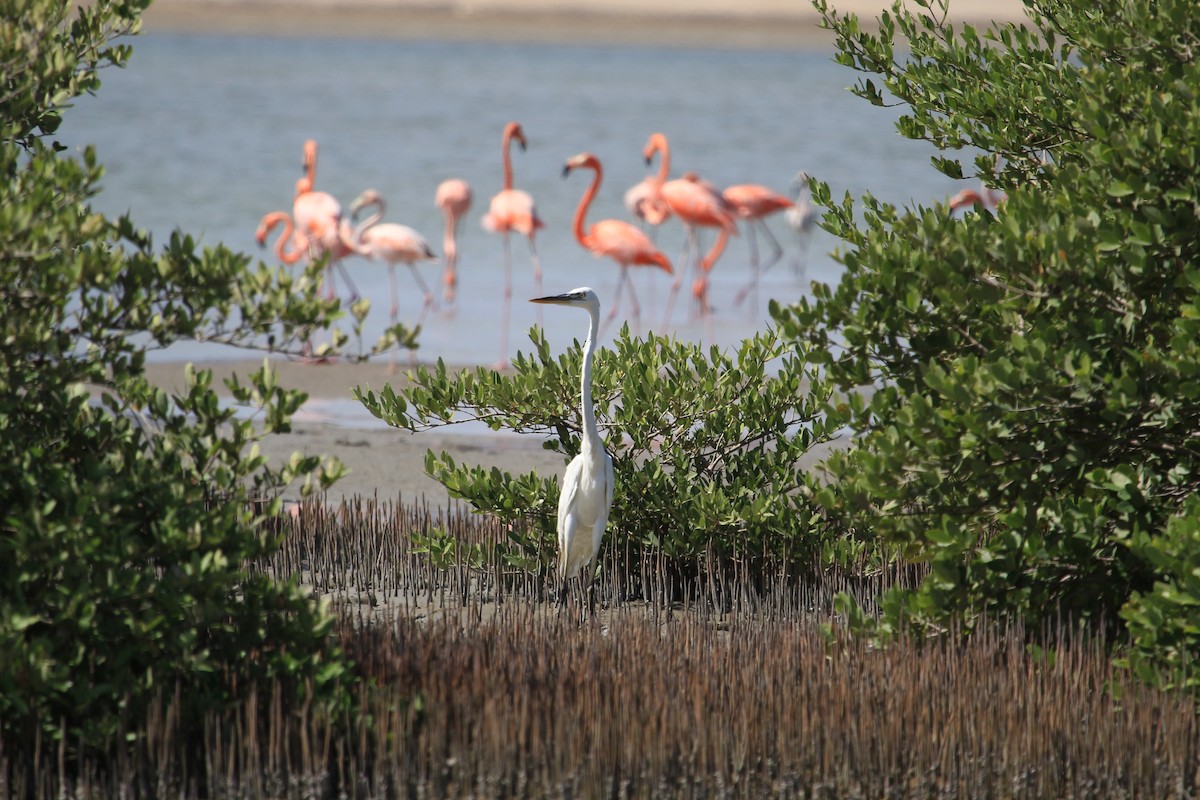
[{"left": 62, "top": 31, "right": 960, "bottom": 368}]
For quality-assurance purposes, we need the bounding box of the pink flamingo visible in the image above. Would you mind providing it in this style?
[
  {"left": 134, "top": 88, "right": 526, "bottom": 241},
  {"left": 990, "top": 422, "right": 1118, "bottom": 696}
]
[
  {"left": 482, "top": 122, "right": 544, "bottom": 367},
  {"left": 949, "top": 182, "right": 1006, "bottom": 213},
  {"left": 623, "top": 177, "right": 672, "bottom": 233},
  {"left": 643, "top": 133, "right": 738, "bottom": 323},
  {"left": 723, "top": 183, "right": 795, "bottom": 309},
  {"left": 434, "top": 178, "right": 472, "bottom": 305},
  {"left": 255, "top": 211, "right": 308, "bottom": 265},
  {"left": 346, "top": 189, "right": 438, "bottom": 328},
  {"left": 292, "top": 139, "right": 359, "bottom": 301},
  {"left": 562, "top": 152, "right": 673, "bottom": 336},
  {"left": 626, "top": 133, "right": 673, "bottom": 233}
]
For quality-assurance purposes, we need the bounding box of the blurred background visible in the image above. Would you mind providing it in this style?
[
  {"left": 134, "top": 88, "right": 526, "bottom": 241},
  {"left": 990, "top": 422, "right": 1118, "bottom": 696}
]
[{"left": 61, "top": 0, "right": 1026, "bottom": 366}]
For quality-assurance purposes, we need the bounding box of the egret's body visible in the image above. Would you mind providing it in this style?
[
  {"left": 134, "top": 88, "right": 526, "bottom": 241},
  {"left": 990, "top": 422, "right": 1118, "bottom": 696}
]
[{"left": 530, "top": 288, "right": 615, "bottom": 603}]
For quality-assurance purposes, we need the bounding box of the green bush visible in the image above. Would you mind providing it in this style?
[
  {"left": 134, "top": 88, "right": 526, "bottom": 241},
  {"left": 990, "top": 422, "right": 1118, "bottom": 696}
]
[
  {"left": 359, "top": 326, "right": 841, "bottom": 592},
  {"left": 0, "top": 0, "right": 405, "bottom": 749},
  {"left": 1119, "top": 496, "right": 1200, "bottom": 691},
  {"left": 774, "top": 0, "right": 1200, "bottom": 670}
]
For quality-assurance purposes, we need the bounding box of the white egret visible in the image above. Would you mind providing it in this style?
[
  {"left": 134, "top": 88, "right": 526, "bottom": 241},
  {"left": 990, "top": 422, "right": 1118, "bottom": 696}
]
[{"left": 530, "top": 287, "right": 615, "bottom": 607}]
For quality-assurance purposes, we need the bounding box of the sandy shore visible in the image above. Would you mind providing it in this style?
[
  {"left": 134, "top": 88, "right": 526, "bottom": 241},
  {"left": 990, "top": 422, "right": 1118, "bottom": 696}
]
[
  {"left": 143, "top": 0, "right": 1029, "bottom": 48},
  {"left": 143, "top": 357, "right": 572, "bottom": 505}
]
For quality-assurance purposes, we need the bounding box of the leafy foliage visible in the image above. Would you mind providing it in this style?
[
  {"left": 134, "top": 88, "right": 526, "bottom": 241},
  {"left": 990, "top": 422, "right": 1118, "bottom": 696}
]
[
  {"left": 359, "top": 326, "right": 840, "bottom": 592},
  {"left": 775, "top": 0, "right": 1200, "bottom": 671},
  {"left": 1119, "top": 496, "right": 1200, "bottom": 691},
  {"left": 0, "top": 0, "right": 415, "bottom": 749}
]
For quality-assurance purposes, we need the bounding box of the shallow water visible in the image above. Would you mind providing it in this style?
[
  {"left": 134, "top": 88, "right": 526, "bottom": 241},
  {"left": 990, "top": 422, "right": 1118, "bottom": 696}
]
[{"left": 62, "top": 30, "right": 961, "bottom": 367}]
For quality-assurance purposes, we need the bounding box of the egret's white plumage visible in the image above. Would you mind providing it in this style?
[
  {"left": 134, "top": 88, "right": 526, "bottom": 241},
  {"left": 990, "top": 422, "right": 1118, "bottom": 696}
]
[{"left": 529, "top": 288, "right": 615, "bottom": 597}]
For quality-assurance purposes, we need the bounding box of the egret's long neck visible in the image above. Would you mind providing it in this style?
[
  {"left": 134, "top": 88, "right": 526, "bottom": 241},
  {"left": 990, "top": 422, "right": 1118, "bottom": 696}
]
[{"left": 580, "top": 304, "right": 601, "bottom": 457}]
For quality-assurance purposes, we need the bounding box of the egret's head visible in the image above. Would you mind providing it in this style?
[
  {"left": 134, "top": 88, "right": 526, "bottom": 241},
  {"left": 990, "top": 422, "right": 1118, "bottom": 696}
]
[{"left": 530, "top": 287, "right": 599, "bottom": 310}]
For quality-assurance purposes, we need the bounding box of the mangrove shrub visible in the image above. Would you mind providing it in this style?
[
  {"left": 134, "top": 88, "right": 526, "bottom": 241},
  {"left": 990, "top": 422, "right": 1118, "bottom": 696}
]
[
  {"left": 0, "top": 0, "right": 401, "bottom": 750},
  {"left": 359, "top": 326, "right": 841, "bottom": 592},
  {"left": 775, "top": 0, "right": 1200, "bottom": 687}
]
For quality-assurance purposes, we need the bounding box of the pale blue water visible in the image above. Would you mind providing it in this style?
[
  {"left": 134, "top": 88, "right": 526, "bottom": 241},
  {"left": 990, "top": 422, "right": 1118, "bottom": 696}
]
[{"left": 61, "top": 30, "right": 961, "bottom": 371}]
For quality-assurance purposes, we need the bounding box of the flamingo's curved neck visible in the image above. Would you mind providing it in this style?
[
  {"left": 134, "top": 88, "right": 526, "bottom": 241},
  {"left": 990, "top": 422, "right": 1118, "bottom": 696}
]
[
  {"left": 304, "top": 144, "right": 317, "bottom": 188},
  {"left": 346, "top": 197, "right": 386, "bottom": 252},
  {"left": 274, "top": 215, "right": 305, "bottom": 264},
  {"left": 572, "top": 163, "right": 602, "bottom": 250},
  {"left": 501, "top": 129, "right": 515, "bottom": 191},
  {"left": 654, "top": 140, "right": 670, "bottom": 186}
]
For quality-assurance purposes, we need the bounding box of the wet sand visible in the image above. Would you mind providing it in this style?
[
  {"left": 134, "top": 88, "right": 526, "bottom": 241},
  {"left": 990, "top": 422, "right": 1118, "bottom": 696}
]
[
  {"left": 142, "top": 0, "right": 1029, "bottom": 49},
  {"left": 143, "top": 357, "right": 571, "bottom": 504}
]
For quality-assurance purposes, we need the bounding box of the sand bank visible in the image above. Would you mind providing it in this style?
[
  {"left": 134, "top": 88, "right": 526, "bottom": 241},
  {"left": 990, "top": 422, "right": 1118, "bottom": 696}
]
[
  {"left": 142, "top": 357, "right": 571, "bottom": 504},
  {"left": 142, "top": 0, "right": 1030, "bottom": 48}
]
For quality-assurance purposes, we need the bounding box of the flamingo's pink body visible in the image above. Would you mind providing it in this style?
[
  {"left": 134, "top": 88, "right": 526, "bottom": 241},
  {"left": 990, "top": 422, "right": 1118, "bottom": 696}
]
[
  {"left": 949, "top": 184, "right": 1006, "bottom": 213},
  {"left": 293, "top": 185, "right": 343, "bottom": 252},
  {"left": 564, "top": 152, "right": 672, "bottom": 334},
  {"left": 481, "top": 122, "right": 543, "bottom": 241},
  {"left": 346, "top": 189, "right": 437, "bottom": 326},
  {"left": 723, "top": 184, "right": 794, "bottom": 220},
  {"left": 290, "top": 139, "right": 358, "bottom": 300},
  {"left": 483, "top": 122, "right": 543, "bottom": 367},
  {"left": 256, "top": 211, "right": 308, "bottom": 265},
  {"left": 434, "top": 178, "right": 472, "bottom": 304},
  {"left": 623, "top": 177, "right": 672, "bottom": 227},
  {"left": 662, "top": 171, "right": 738, "bottom": 237},
  {"left": 483, "top": 188, "right": 542, "bottom": 238},
  {"left": 643, "top": 133, "right": 738, "bottom": 320},
  {"left": 292, "top": 140, "right": 341, "bottom": 251},
  {"left": 722, "top": 183, "right": 795, "bottom": 309}
]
